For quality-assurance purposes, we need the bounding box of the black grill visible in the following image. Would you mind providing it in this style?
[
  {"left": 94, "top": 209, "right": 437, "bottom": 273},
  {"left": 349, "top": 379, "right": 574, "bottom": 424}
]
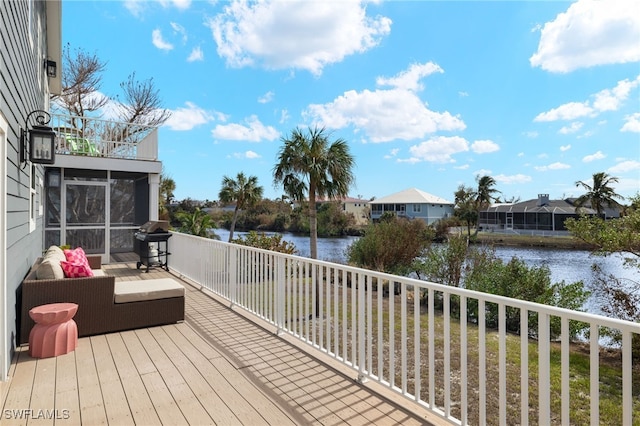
[{"left": 133, "top": 220, "right": 171, "bottom": 272}]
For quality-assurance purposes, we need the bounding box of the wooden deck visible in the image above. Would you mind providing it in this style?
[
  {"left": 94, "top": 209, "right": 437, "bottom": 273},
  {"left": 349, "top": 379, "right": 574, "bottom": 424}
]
[{"left": 2, "top": 259, "right": 439, "bottom": 425}]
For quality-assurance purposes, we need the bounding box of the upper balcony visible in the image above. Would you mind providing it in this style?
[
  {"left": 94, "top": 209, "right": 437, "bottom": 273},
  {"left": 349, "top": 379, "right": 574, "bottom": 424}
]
[{"left": 49, "top": 113, "right": 161, "bottom": 173}]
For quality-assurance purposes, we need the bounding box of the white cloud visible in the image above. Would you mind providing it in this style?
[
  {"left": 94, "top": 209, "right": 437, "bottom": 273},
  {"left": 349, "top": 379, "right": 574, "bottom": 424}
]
[
  {"left": 523, "top": 131, "right": 539, "bottom": 138},
  {"left": 233, "top": 150, "right": 261, "bottom": 159},
  {"left": 534, "top": 102, "right": 593, "bottom": 122},
  {"left": 384, "top": 148, "right": 400, "bottom": 159},
  {"left": 471, "top": 139, "right": 499, "bottom": 154},
  {"left": 534, "top": 76, "right": 640, "bottom": 123},
  {"left": 127, "top": 0, "right": 191, "bottom": 16},
  {"left": 124, "top": 0, "right": 145, "bottom": 17},
  {"left": 166, "top": 0, "right": 191, "bottom": 11},
  {"left": 530, "top": 0, "right": 640, "bottom": 73},
  {"left": 454, "top": 164, "right": 470, "bottom": 170},
  {"left": 164, "top": 102, "right": 216, "bottom": 131},
  {"left": 212, "top": 115, "right": 279, "bottom": 142},
  {"left": 593, "top": 76, "right": 640, "bottom": 111},
  {"left": 152, "top": 29, "right": 174, "bottom": 51},
  {"left": 406, "top": 136, "right": 469, "bottom": 163},
  {"left": 535, "top": 162, "right": 571, "bottom": 171},
  {"left": 376, "top": 62, "right": 443, "bottom": 92},
  {"left": 608, "top": 160, "right": 640, "bottom": 174},
  {"left": 582, "top": 151, "right": 606, "bottom": 163},
  {"left": 258, "top": 91, "right": 274, "bottom": 104},
  {"left": 207, "top": 1, "right": 392, "bottom": 75},
  {"left": 622, "top": 112, "right": 640, "bottom": 132},
  {"left": 187, "top": 46, "right": 204, "bottom": 62},
  {"left": 279, "top": 109, "right": 290, "bottom": 124},
  {"left": 304, "top": 88, "right": 465, "bottom": 143},
  {"left": 170, "top": 22, "right": 188, "bottom": 43},
  {"left": 458, "top": 91, "right": 469, "bottom": 97},
  {"left": 560, "top": 144, "right": 571, "bottom": 152},
  {"left": 558, "top": 121, "right": 583, "bottom": 134},
  {"left": 474, "top": 169, "right": 493, "bottom": 178},
  {"left": 495, "top": 174, "right": 532, "bottom": 184}
]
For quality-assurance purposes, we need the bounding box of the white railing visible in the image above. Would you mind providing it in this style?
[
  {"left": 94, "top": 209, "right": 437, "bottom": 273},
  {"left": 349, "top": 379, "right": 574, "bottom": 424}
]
[
  {"left": 50, "top": 113, "right": 158, "bottom": 160},
  {"left": 169, "top": 231, "right": 639, "bottom": 426}
]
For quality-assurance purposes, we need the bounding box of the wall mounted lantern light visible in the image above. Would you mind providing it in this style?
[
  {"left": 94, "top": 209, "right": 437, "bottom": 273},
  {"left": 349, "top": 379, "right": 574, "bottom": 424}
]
[
  {"left": 45, "top": 60, "right": 57, "bottom": 78},
  {"left": 20, "top": 110, "right": 56, "bottom": 165}
]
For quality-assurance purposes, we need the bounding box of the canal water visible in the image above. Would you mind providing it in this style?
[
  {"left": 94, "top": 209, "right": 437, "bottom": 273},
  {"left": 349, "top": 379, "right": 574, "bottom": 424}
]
[{"left": 213, "top": 229, "right": 637, "bottom": 316}]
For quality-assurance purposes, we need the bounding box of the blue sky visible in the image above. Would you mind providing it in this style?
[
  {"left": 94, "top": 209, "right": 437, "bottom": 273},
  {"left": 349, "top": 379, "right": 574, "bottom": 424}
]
[{"left": 62, "top": 0, "right": 640, "bottom": 203}]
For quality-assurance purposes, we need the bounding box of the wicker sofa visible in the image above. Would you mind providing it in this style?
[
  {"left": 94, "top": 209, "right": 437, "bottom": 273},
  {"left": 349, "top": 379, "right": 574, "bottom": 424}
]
[{"left": 19, "top": 249, "right": 185, "bottom": 345}]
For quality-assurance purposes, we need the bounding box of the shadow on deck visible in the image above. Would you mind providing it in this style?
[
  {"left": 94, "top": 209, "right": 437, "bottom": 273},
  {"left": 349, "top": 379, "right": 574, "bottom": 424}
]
[{"left": 2, "top": 260, "right": 439, "bottom": 425}]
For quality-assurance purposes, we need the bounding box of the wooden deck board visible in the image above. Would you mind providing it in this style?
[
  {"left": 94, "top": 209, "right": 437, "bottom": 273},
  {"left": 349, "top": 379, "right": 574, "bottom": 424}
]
[
  {"left": 26, "top": 356, "right": 56, "bottom": 426},
  {"left": 1, "top": 262, "right": 437, "bottom": 426},
  {"left": 104, "top": 333, "right": 161, "bottom": 426},
  {"left": 90, "top": 335, "right": 135, "bottom": 426},
  {"left": 54, "top": 351, "right": 81, "bottom": 426},
  {"left": 75, "top": 339, "right": 108, "bottom": 425},
  {"left": 159, "top": 325, "right": 243, "bottom": 425}
]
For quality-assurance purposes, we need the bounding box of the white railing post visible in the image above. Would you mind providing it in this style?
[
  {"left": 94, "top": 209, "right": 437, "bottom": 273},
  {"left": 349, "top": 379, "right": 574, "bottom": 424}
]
[
  {"left": 538, "top": 313, "right": 550, "bottom": 426},
  {"left": 622, "top": 331, "right": 632, "bottom": 426},
  {"left": 590, "top": 324, "right": 599, "bottom": 426},
  {"left": 229, "top": 245, "right": 237, "bottom": 307},
  {"left": 276, "top": 256, "right": 285, "bottom": 335},
  {"left": 357, "top": 272, "right": 367, "bottom": 383},
  {"left": 520, "top": 308, "right": 529, "bottom": 426}
]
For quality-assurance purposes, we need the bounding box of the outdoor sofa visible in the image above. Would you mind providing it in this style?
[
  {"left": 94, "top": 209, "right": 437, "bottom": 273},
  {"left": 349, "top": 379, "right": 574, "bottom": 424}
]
[{"left": 18, "top": 246, "right": 185, "bottom": 345}]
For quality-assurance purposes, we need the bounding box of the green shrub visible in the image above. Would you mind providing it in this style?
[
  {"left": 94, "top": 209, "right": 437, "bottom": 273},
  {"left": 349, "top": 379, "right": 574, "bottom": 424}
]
[{"left": 347, "top": 216, "right": 434, "bottom": 275}]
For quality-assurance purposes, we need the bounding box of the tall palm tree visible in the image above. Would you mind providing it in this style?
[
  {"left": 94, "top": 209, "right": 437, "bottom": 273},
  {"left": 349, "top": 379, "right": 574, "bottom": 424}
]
[
  {"left": 219, "top": 172, "right": 263, "bottom": 242},
  {"left": 574, "top": 172, "right": 624, "bottom": 216},
  {"left": 474, "top": 175, "right": 500, "bottom": 234},
  {"left": 273, "top": 127, "right": 355, "bottom": 259}
]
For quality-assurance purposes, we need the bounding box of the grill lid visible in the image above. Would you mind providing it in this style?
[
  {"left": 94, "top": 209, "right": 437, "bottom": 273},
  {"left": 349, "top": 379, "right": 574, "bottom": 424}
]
[{"left": 137, "top": 220, "right": 169, "bottom": 234}]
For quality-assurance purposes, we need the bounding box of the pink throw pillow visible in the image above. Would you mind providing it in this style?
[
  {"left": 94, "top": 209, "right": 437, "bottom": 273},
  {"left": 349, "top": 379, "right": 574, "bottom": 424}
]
[
  {"left": 64, "top": 247, "right": 90, "bottom": 268},
  {"left": 60, "top": 261, "right": 94, "bottom": 278}
]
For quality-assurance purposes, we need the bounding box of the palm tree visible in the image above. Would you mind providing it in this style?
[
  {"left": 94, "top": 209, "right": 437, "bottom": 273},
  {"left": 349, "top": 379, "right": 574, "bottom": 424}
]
[
  {"left": 219, "top": 172, "right": 263, "bottom": 242},
  {"left": 273, "top": 127, "right": 355, "bottom": 259},
  {"left": 454, "top": 185, "right": 477, "bottom": 237},
  {"left": 474, "top": 175, "right": 500, "bottom": 234},
  {"left": 175, "top": 208, "right": 218, "bottom": 239},
  {"left": 574, "top": 172, "right": 624, "bottom": 216},
  {"left": 159, "top": 173, "right": 176, "bottom": 220}
]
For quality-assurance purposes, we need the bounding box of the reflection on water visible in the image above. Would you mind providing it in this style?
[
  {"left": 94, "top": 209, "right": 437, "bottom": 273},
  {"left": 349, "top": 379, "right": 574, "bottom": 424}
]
[{"left": 213, "top": 229, "right": 638, "bottom": 316}]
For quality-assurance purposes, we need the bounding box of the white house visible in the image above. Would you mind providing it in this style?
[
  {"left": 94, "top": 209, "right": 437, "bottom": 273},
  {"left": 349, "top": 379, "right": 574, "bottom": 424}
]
[{"left": 369, "top": 188, "right": 454, "bottom": 225}]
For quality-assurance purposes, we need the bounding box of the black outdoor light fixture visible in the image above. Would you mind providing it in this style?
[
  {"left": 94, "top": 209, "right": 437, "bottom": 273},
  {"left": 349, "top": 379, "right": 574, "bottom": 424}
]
[
  {"left": 45, "top": 59, "right": 57, "bottom": 78},
  {"left": 20, "top": 110, "right": 56, "bottom": 165}
]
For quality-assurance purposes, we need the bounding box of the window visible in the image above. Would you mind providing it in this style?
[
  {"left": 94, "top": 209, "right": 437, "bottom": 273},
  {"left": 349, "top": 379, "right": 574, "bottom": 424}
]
[
  {"left": 413, "top": 204, "right": 421, "bottom": 213},
  {"left": 29, "top": 165, "right": 42, "bottom": 232}
]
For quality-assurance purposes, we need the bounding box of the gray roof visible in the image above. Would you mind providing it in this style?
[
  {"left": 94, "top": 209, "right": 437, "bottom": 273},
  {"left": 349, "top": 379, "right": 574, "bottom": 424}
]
[
  {"left": 370, "top": 188, "right": 453, "bottom": 205},
  {"left": 484, "top": 198, "right": 596, "bottom": 214}
]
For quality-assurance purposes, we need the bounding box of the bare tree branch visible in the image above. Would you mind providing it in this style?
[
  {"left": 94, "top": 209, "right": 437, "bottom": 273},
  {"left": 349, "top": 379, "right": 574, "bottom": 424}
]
[{"left": 117, "top": 72, "right": 171, "bottom": 127}]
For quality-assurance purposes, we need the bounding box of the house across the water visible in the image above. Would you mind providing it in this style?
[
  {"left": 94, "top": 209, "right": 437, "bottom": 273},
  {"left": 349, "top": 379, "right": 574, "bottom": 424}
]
[
  {"left": 479, "top": 193, "right": 599, "bottom": 232},
  {"left": 369, "top": 187, "right": 454, "bottom": 225}
]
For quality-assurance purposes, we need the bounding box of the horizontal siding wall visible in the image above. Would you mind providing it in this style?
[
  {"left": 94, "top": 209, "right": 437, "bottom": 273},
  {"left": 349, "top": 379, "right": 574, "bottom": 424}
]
[{"left": 0, "top": 0, "right": 49, "bottom": 376}]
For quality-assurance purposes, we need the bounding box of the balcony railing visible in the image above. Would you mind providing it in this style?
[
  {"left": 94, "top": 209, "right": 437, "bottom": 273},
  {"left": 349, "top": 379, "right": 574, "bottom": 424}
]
[
  {"left": 50, "top": 113, "right": 158, "bottom": 161},
  {"left": 168, "top": 231, "right": 639, "bottom": 425}
]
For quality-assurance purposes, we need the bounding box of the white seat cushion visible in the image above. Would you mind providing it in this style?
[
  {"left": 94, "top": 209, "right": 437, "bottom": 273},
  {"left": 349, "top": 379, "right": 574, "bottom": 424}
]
[{"left": 114, "top": 278, "right": 185, "bottom": 303}]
